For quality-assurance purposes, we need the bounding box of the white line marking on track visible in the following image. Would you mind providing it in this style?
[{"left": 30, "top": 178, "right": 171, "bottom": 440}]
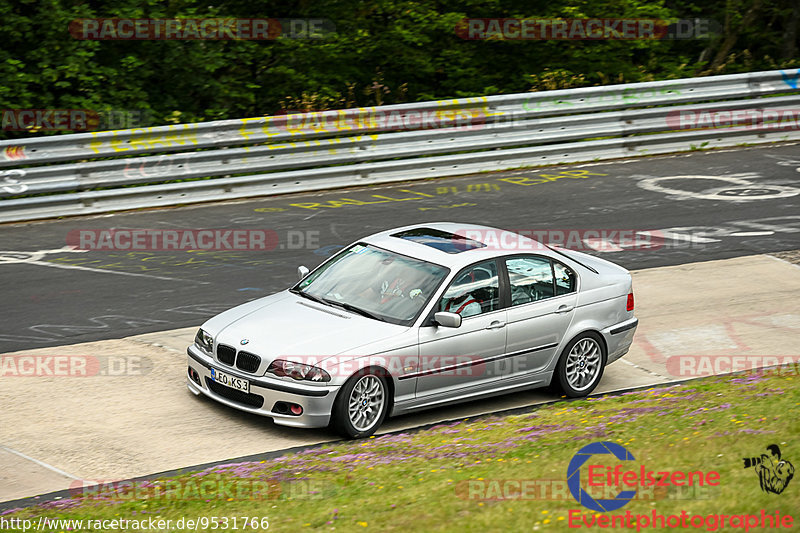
[
  {"left": 766, "top": 254, "right": 800, "bottom": 271},
  {"left": 657, "top": 230, "right": 721, "bottom": 244},
  {"left": 0, "top": 444, "right": 82, "bottom": 481},
  {"left": 20, "top": 259, "right": 211, "bottom": 284},
  {"left": 0, "top": 246, "right": 209, "bottom": 284},
  {"left": 728, "top": 231, "right": 775, "bottom": 237},
  {"left": 619, "top": 358, "right": 670, "bottom": 380}
]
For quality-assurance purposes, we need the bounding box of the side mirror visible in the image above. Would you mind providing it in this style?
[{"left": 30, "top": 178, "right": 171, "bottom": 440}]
[
  {"left": 434, "top": 311, "right": 462, "bottom": 328},
  {"left": 297, "top": 265, "right": 310, "bottom": 280}
]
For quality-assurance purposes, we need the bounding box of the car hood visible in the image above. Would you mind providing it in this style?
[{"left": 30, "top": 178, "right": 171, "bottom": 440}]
[{"left": 202, "top": 291, "right": 409, "bottom": 373}]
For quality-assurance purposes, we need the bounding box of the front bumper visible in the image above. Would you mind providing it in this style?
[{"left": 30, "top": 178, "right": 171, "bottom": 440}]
[
  {"left": 186, "top": 344, "right": 339, "bottom": 428},
  {"left": 602, "top": 317, "right": 638, "bottom": 364}
]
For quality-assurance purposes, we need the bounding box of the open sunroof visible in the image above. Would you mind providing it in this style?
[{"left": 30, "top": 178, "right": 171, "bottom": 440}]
[{"left": 391, "top": 227, "right": 486, "bottom": 254}]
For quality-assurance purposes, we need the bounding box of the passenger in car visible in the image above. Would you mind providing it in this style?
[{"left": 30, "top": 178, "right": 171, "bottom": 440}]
[{"left": 441, "top": 288, "right": 482, "bottom": 317}]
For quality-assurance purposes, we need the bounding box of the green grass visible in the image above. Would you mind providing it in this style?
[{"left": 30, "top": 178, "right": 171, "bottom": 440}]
[{"left": 4, "top": 368, "right": 799, "bottom": 532}]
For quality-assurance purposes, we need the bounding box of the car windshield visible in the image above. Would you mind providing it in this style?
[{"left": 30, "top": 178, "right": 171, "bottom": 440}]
[{"left": 293, "top": 243, "right": 449, "bottom": 325}]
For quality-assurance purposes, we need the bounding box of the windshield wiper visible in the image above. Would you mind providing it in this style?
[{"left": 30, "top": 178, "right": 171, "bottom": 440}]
[
  {"left": 292, "top": 289, "right": 386, "bottom": 321},
  {"left": 290, "top": 288, "right": 332, "bottom": 306},
  {"left": 324, "top": 300, "right": 386, "bottom": 322}
]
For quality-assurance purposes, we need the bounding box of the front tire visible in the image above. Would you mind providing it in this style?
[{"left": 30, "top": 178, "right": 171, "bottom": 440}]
[
  {"left": 555, "top": 332, "right": 606, "bottom": 397},
  {"left": 331, "top": 370, "right": 388, "bottom": 439}
]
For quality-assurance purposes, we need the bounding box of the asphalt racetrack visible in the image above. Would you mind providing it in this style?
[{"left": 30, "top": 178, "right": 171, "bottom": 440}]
[{"left": 1, "top": 143, "right": 799, "bottom": 353}]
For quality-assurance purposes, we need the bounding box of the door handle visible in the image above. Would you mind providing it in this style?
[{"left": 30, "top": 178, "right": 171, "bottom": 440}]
[
  {"left": 555, "top": 305, "right": 574, "bottom": 314},
  {"left": 485, "top": 321, "right": 506, "bottom": 330}
]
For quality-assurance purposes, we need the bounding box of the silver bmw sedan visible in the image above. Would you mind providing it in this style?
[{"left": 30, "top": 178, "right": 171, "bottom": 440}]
[{"left": 187, "top": 222, "right": 638, "bottom": 438}]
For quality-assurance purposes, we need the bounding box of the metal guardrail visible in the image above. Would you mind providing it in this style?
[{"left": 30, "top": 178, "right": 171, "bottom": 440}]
[{"left": 1, "top": 69, "right": 799, "bottom": 222}]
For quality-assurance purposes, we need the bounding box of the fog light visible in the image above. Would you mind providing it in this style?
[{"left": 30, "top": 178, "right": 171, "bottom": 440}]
[{"left": 273, "top": 402, "right": 303, "bottom": 415}]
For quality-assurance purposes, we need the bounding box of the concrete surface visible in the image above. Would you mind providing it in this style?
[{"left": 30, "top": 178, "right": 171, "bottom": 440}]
[
  {"left": 0, "top": 447, "right": 78, "bottom": 502},
  {"left": 1, "top": 253, "right": 798, "bottom": 503}
]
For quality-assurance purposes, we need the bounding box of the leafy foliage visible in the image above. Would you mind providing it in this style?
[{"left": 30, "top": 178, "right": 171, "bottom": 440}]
[{"left": 1, "top": 0, "right": 798, "bottom": 137}]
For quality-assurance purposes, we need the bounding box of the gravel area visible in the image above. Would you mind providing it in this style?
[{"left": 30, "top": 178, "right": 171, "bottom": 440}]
[{"left": 771, "top": 249, "right": 800, "bottom": 265}]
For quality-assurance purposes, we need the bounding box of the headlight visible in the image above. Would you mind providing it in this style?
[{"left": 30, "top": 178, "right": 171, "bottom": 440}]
[
  {"left": 194, "top": 328, "right": 214, "bottom": 353},
  {"left": 267, "top": 359, "right": 331, "bottom": 383}
]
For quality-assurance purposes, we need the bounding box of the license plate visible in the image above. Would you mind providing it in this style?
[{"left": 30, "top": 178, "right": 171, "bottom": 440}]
[{"left": 210, "top": 367, "right": 250, "bottom": 393}]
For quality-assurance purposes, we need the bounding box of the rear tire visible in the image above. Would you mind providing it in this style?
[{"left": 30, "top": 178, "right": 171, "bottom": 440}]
[
  {"left": 555, "top": 332, "right": 606, "bottom": 398},
  {"left": 331, "top": 369, "right": 388, "bottom": 439}
]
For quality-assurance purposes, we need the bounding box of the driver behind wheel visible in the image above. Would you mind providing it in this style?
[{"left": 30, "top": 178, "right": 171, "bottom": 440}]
[
  {"left": 355, "top": 257, "right": 429, "bottom": 312},
  {"left": 380, "top": 277, "right": 407, "bottom": 303}
]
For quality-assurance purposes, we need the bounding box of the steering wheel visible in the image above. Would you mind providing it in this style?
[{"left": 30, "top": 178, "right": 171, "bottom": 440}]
[{"left": 380, "top": 277, "right": 406, "bottom": 303}]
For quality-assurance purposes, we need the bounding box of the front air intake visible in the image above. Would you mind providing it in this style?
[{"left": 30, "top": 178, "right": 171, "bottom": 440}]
[
  {"left": 236, "top": 351, "right": 261, "bottom": 373},
  {"left": 217, "top": 344, "right": 236, "bottom": 365}
]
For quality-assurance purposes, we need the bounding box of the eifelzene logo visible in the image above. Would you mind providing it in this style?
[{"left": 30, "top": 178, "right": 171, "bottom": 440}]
[
  {"left": 744, "top": 444, "right": 794, "bottom": 494},
  {"left": 567, "top": 441, "right": 720, "bottom": 512}
]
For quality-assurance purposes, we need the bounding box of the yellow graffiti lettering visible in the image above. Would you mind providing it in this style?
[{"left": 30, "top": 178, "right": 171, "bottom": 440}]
[
  {"left": 369, "top": 194, "right": 417, "bottom": 202},
  {"left": 268, "top": 143, "right": 291, "bottom": 150},
  {"left": 437, "top": 108, "right": 455, "bottom": 123},
  {"left": 498, "top": 176, "right": 546, "bottom": 186},
  {"left": 89, "top": 135, "right": 103, "bottom": 154},
  {"left": 128, "top": 129, "right": 151, "bottom": 150},
  {"left": 466, "top": 183, "right": 501, "bottom": 192},
  {"left": 324, "top": 198, "right": 376, "bottom": 208},
  {"left": 146, "top": 125, "right": 199, "bottom": 148},
  {"left": 289, "top": 202, "right": 322, "bottom": 210},
  {"left": 559, "top": 170, "right": 608, "bottom": 177},
  {"left": 170, "top": 258, "right": 205, "bottom": 266},
  {"left": 109, "top": 135, "right": 130, "bottom": 153},
  {"left": 399, "top": 189, "right": 435, "bottom": 198},
  {"left": 499, "top": 169, "right": 607, "bottom": 186},
  {"left": 162, "top": 129, "right": 198, "bottom": 148},
  {"left": 240, "top": 117, "right": 264, "bottom": 141}
]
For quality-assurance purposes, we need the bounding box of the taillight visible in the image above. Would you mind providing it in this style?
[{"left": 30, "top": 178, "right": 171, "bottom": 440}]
[{"left": 626, "top": 292, "right": 634, "bottom": 311}]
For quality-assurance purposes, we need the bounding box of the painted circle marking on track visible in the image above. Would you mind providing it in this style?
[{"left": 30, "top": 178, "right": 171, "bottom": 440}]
[
  {"left": 637, "top": 175, "right": 800, "bottom": 201},
  {"left": 702, "top": 185, "right": 800, "bottom": 200}
]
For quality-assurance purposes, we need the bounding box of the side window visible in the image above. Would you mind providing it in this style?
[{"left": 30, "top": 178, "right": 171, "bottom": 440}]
[
  {"left": 505, "top": 256, "right": 554, "bottom": 306},
  {"left": 439, "top": 261, "right": 499, "bottom": 318},
  {"left": 554, "top": 261, "right": 577, "bottom": 295}
]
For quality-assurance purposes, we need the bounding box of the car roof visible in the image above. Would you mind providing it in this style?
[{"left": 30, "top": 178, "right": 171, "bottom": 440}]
[{"left": 360, "top": 222, "right": 555, "bottom": 271}]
